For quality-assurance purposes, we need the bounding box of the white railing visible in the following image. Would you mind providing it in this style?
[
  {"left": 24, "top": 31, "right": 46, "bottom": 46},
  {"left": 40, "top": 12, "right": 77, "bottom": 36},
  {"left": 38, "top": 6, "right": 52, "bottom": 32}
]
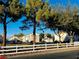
[{"left": 0, "top": 43, "right": 79, "bottom": 55}]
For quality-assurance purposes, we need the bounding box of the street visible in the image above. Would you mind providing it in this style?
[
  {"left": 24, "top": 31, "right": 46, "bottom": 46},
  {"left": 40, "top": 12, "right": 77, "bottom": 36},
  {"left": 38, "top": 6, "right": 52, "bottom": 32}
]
[{"left": 8, "top": 48, "right": 79, "bottom": 59}]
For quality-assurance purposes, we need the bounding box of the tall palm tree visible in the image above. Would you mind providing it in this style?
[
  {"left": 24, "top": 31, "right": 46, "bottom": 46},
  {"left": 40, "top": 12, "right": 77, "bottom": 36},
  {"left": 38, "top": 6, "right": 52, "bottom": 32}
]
[
  {"left": 0, "top": 0, "right": 24, "bottom": 46},
  {"left": 20, "top": 0, "right": 50, "bottom": 44}
]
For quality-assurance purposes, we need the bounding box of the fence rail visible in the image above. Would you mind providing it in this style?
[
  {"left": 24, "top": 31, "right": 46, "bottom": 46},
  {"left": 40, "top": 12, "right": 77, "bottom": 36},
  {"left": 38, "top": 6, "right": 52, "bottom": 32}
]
[{"left": 0, "top": 42, "right": 79, "bottom": 55}]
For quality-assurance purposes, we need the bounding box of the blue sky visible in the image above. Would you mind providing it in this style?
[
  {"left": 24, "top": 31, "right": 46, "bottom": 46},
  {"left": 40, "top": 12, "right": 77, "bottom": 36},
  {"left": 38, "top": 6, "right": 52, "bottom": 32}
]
[{"left": 0, "top": 0, "right": 79, "bottom": 38}]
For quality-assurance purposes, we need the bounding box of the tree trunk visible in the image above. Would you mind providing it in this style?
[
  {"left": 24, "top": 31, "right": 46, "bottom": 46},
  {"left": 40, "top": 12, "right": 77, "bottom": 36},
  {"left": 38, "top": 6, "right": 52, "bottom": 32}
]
[
  {"left": 3, "top": 16, "right": 7, "bottom": 46},
  {"left": 59, "top": 34, "right": 61, "bottom": 43},
  {"left": 33, "top": 19, "right": 36, "bottom": 44},
  {"left": 58, "top": 30, "right": 61, "bottom": 43},
  {"left": 70, "top": 31, "right": 74, "bottom": 43}
]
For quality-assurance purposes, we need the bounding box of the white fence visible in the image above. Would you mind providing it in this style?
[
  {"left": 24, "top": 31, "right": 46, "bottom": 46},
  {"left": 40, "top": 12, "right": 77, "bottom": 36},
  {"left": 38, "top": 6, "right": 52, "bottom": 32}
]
[{"left": 0, "top": 43, "right": 79, "bottom": 56}]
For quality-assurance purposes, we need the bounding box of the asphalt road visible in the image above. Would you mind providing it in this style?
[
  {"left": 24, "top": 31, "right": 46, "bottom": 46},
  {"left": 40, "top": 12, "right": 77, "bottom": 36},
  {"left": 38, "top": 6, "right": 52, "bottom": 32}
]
[{"left": 8, "top": 49, "right": 79, "bottom": 59}]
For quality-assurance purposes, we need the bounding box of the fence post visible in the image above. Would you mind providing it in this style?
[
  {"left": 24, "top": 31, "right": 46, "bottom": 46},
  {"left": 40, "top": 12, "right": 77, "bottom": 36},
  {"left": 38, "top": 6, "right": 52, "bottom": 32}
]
[
  {"left": 1, "top": 46, "right": 4, "bottom": 55},
  {"left": 45, "top": 43, "right": 47, "bottom": 50},
  {"left": 16, "top": 45, "right": 18, "bottom": 53},
  {"left": 57, "top": 43, "right": 59, "bottom": 48},
  {"left": 66, "top": 43, "right": 68, "bottom": 48},
  {"left": 74, "top": 42, "right": 75, "bottom": 47},
  {"left": 33, "top": 44, "right": 35, "bottom": 51}
]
